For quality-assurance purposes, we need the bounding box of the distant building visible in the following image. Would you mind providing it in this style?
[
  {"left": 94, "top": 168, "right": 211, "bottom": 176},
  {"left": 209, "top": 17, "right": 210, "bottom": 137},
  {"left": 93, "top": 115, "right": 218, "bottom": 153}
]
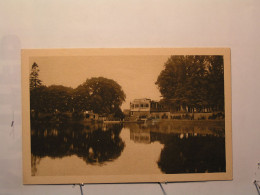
[
  {"left": 130, "top": 98, "right": 150, "bottom": 117},
  {"left": 129, "top": 98, "right": 168, "bottom": 118},
  {"left": 128, "top": 98, "right": 223, "bottom": 121}
]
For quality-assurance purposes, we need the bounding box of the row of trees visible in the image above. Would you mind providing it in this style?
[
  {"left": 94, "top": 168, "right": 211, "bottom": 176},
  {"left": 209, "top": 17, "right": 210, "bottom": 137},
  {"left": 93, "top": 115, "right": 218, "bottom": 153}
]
[
  {"left": 30, "top": 63, "right": 126, "bottom": 119},
  {"left": 156, "top": 55, "right": 224, "bottom": 112},
  {"left": 30, "top": 54, "right": 224, "bottom": 119}
]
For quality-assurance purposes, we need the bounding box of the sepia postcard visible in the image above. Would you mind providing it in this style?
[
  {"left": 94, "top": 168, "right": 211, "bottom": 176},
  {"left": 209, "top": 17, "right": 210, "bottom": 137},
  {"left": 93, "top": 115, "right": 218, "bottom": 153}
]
[{"left": 22, "top": 48, "right": 232, "bottom": 184}]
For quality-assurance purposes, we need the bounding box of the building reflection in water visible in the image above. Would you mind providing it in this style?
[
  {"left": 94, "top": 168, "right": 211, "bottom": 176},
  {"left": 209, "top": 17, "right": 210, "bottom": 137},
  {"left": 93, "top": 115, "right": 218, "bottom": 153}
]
[
  {"left": 31, "top": 120, "right": 226, "bottom": 176},
  {"left": 126, "top": 121, "right": 226, "bottom": 174},
  {"left": 130, "top": 127, "right": 151, "bottom": 144}
]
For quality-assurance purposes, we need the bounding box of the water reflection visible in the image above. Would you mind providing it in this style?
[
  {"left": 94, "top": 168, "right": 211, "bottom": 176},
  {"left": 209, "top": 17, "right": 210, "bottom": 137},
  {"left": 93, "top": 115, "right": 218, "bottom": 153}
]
[
  {"left": 31, "top": 121, "right": 226, "bottom": 176},
  {"left": 31, "top": 122, "right": 125, "bottom": 170},
  {"left": 156, "top": 133, "right": 225, "bottom": 173},
  {"left": 125, "top": 121, "right": 226, "bottom": 174},
  {"left": 126, "top": 121, "right": 225, "bottom": 137}
]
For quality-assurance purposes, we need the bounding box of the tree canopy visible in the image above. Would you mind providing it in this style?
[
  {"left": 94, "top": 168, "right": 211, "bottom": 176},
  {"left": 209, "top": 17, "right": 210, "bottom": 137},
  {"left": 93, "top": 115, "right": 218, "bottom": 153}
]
[
  {"left": 156, "top": 55, "right": 224, "bottom": 112},
  {"left": 29, "top": 61, "right": 126, "bottom": 118},
  {"left": 73, "top": 77, "right": 126, "bottom": 115}
]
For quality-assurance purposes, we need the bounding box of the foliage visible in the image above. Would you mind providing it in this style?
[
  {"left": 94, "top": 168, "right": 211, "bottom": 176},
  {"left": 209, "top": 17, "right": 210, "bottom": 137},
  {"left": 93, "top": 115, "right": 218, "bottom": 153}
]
[
  {"left": 30, "top": 85, "right": 48, "bottom": 114},
  {"left": 73, "top": 77, "right": 126, "bottom": 115},
  {"left": 30, "top": 85, "right": 73, "bottom": 114},
  {"left": 30, "top": 62, "right": 42, "bottom": 90},
  {"left": 43, "top": 85, "right": 73, "bottom": 113},
  {"left": 113, "top": 107, "right": 125, "bottom": 120},
  {"left": 156, "top": 55, "right": 224, "bottom": 112},
  {"left": 30, "top": 64, "right": 126, "bottom": 119}
]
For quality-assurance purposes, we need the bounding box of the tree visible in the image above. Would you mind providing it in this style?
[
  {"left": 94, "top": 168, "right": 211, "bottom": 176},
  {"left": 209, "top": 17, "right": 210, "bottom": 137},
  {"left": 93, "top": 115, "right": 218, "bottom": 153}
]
[
  {"left": 73, "top": 77, "right": 126, "bottom": 115},
  {"left": 30, "top": 62, "right": 44, "bottom": 119},
  {"left": 30, "top": 62, "right": 42, "bottom": 89},
  {"left": 206, "top": 56, "right": 224, "bottom": 111},
  {"left": 156, "top": 55, "right": 224, "bottom": 112},
  {"left": 30, "top": 85, "right": 48, "bottom": 118},
  {"left": 44, "top": 85, "right": 74, "bottom": 113},
  {"left": 30, "top": 85, "right": 74, "bottom": 115}
]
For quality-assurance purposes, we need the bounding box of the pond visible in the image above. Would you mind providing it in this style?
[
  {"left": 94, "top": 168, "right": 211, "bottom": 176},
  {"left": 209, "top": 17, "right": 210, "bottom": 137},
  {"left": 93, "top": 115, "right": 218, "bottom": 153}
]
[{"left": 31, "top": 121, "right": 226, "bottom": 176}]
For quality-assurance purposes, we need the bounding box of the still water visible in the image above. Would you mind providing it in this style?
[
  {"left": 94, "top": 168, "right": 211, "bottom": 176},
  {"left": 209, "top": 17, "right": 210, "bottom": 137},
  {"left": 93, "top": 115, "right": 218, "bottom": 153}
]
[{"left": 31, "top": 121, "right": 226, "bottom": 176}]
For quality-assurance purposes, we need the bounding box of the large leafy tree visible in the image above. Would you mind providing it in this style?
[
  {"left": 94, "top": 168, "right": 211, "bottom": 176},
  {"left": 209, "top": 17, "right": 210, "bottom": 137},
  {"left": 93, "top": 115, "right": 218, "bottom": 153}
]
[
  {"left": 206, "top": 56, "right": 224, "bottom": 111},
  {"left": 31, "top": 85, "right": 74, "bottom": 113},
  {"left": 73, "top": 77, "right": 126, "bottom": 115},
  {"left": 156, "top": 55, "right": 224, "bottom": 112},
  {"left": 44, "top": 85, "right": 74, "bottom": 113}
]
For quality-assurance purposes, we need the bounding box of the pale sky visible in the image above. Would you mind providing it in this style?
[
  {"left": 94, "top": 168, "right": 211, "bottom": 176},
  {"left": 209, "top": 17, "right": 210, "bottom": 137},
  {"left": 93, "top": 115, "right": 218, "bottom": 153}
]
[{"left": 29, "top": 55, "right": 170, "bottom": 110}]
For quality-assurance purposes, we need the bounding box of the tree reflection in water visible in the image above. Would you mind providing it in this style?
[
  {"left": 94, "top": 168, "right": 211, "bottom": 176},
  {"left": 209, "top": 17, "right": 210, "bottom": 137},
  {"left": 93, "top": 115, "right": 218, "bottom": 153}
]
[
  {"left": 156, "top": 133, "right": 226, "bottom": 174},
  {"left": 125, "top": 122, "right": 226, "bottom": 174},
  {"left": 31, "top": 122, "right": 125, "bottom": 166},
  {"left": 31, "top": 121, "right": 226, "bottom": 176}
]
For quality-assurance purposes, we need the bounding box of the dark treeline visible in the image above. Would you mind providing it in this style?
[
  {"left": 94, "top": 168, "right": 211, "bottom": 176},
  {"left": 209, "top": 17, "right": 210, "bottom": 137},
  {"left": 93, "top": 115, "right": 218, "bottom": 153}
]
[
  {"left": 30, "top": 62, "right": 126, "bottom": 120},
  {"left": 156, "top": 55, "right": 224, "bottom": 113}
]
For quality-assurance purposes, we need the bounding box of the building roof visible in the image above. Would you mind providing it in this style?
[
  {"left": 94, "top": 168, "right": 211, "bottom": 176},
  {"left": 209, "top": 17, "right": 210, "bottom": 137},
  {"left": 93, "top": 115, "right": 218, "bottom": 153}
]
[{"left": 131, "top": 98, "right": 151, "bottom": 102}]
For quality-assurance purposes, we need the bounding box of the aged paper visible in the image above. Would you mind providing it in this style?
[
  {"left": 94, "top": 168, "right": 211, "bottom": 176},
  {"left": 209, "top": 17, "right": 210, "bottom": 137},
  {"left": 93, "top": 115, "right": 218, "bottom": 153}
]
[{"left": 22, "top": 48, "right": 232, "bottom": 184}]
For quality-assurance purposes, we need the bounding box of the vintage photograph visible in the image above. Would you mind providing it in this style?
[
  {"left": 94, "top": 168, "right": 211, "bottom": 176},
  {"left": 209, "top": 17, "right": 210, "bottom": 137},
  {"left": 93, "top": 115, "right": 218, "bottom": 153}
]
[{"left": 22, "top": 48, "right": 232, "bottom": 184}]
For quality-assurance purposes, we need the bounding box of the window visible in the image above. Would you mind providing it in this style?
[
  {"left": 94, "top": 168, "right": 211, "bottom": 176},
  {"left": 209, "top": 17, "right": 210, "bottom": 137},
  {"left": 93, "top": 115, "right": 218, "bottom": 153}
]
[{"left": 135, "top": 104, "right": 139, "bottom": 108}]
